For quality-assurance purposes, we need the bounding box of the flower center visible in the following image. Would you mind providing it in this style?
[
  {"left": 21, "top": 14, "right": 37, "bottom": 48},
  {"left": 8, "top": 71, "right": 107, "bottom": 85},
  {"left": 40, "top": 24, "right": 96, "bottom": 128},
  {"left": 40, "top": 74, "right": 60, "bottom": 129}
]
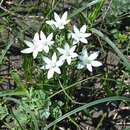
[
  {"left": 65, "top": 50, "right": 70, "bottom": 56},
  {"left": 83, "top": 57, "right": 91, "bottom": 64},
  {"left": 51, "top": 62, "right": 56, "bottom": 68},
  {"left": 34, "top": 44, "right": 39, "bottom": 50},
  {"left": 57, "top": 21, "right": 64, "bottom": 27},
  {"left": 86, "top": 59, "right": 91, "bottom": 64}
]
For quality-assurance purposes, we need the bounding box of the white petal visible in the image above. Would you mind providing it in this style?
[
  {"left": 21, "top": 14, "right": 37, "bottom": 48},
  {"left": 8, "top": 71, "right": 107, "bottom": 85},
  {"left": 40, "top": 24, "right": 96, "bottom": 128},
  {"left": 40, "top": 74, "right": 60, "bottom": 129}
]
[
  {"left": 47, "top": 33, "right": 53, "bottom": 42},
  {"left": 72, "top": 53, "right": 78, "bottom": 58},
  {"left": 47, "top": 68, "right": 54, "bottom": 79},
  {"left": 33, "top": 50, "right": 38, "bottom": 59},
  {"left": 46, "top": 20, "right": 55, "bottom": 27},
  {"left": 46, "top": 20, "right": 54, "bottom": 25},
  {"left": 80, "top": 38, "right": 88, "bottom": 43},
  {"left": 78, "top": 55, "right": 83, "bottom": 61},
  {"left": 37, "top": 44, "right": 44, "bottom": 52},
  {"left": 91, "top": 61, "right": 102, "bottom": 67},
  {"left": 77, "top": 63, "right": 84, "bottom": 69},
  {"left": 56, "top": 59, "right": 64, "bottom": 66},
  {"left": 81, "top": 33, "right": 91, "bottom": 38},
  {"left": 58, "top": 25, "right": 65, "bottom": 30},
  {"left": 52, "top": 53, "right": 57, "bottom": 62},
  {"left": 45, "top": 64, "right": 51, "bottom": 69},
  {"left": 73, "top": 40, "right": 78, "bottom": 45},
  {"left": 73, "top": 25, "right": 79, "bottom": 34},
  {"left": 87, "top": 64, "right": 93, "bottom": 72},
  {"left": 64, "top": 19, "right": 70, "bottom": 24},
  {"left": 64, "top": 43, "right": 70, "bottom": 50},
  {"left": 40, "top": 31, "right": 46, "bottom": 40},
  {"left": 41, "top": 65, "right": 45, "bottom": 69},
  {"left": 67, "top": 57, "right": 72, "bottom": 65},
  {"left": 21, "top": 48, "right": 33, "bottom": 54},
  {"left": 82, "top": 48, "right": 88, "bottom": 56},
  {"left": 43, "top": 45, "right": 49, "bottom": 53},
  {"left": 80, "top": 25, "right": 87, "bottom": 33},
  {"left": 61, "top": 11, "right": 68, "bottom": 21},
  {"left": 54, "top": 67, "right": 61, "bottom": 74},
  {"left": 70, "top": 46, "right": 76, "bottom": 53},
  {"left": 33, "top": 32, "right": 39, "bottom": 43},
  {"left": 57, "top": 48, "right": 65, "bottom": 54},
  {"left": 49, "top": 41, "right": 54, "bottom": 46},
  {"left": 59, "top": 55, "right": 66, "bottom": 61},
  {"left": 71, "top": 33, "right": 79, "bottom": 42},
  {"left": 71, "top": 32, "right": 76, "bottom": 38},
  {"left": 54, "top": 12, "right": 61, "bottom": 22},
  {"left": 89, "top": 52, "right": 99, "bottom": 60},
  {"left": 43, "top": 57, "right": 51, "bottom": 64},
  {"left": 24, "top": 40, "right": 34, "bottom": 48}
]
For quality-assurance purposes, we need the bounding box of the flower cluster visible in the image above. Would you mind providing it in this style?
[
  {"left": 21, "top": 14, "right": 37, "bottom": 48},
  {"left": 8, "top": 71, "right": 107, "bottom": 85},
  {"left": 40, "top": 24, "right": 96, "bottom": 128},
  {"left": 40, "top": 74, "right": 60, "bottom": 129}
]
[{"left": 21, "top": 12, "right": 102, "bottom": 79}]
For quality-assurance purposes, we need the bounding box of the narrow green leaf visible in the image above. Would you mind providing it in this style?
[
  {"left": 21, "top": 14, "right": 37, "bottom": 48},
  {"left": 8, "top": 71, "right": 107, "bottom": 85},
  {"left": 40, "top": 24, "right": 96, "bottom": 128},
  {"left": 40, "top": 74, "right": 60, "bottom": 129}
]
[
  {"left": 0, "top": 89, "right": 27, "bottom": 97},
  {"left": 0, "top": 70, "right": 27, "bottom": 97},
  {"left": 88, "top": 0, "right": 105, "bottom": 24},
  {"left": 22, "top": 55, "right": 33, "bottom": 82},
  {"left": 0, "top": 42, "right": 13, "bottom": 64},
  {"left": 44, "top": 96, "right": 130, "bottom": 130},
  {"left": 123, "top": 128, "right": 130, "bottom": 130},
  {"left": 91, "top": 28, "right": 130, "bottom": 71},
  {"left": 10, "top": 69, "right": 25, "bottom": 88},
  {"left": 69, "top": 0, "right": 101, "bottom": 18}
]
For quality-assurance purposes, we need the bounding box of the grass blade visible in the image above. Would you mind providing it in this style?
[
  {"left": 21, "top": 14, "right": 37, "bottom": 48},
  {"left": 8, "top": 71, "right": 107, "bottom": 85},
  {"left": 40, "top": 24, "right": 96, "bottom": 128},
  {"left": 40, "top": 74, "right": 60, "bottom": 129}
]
[
  {"left": 91, "top": 28, "right": 130, "bottom": 71},
  {"left": 88, "top": 0, "right": 105, "bottom": 24},
  {"left": 69, "top": 0, "right": 101, "bottom": 18},
  {"left": 10, "top": 69, "right": 26, "bottom": 88},
  {"left": 0, "top": 42, "right": 13, "bottom": 64},
  {"left": 0, "top": 88, "right": 27, "bottom": 97},
  {"left": 44, "top": 96, "right": 130, "bottom": 130}
]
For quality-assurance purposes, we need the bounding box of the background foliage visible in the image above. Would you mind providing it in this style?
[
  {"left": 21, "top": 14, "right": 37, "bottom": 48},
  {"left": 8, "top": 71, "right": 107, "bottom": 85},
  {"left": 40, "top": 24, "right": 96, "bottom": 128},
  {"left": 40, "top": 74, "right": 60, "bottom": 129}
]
[{"left": 0, "top": 0, "right": 130, "bottom": 130}]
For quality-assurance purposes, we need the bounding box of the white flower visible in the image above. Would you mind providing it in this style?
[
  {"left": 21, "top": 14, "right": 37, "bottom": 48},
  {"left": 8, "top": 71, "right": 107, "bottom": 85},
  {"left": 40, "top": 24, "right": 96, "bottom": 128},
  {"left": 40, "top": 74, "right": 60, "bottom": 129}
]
[
  {"left": 21, "top": 31, "right": 54, "bottom": 59},
  {"left": 41, "top": 53, "right": 63, "bottom": 79},
  {"left": 71, "top": 25, "right": 91, "bottom": 44},
  {"left": 21, "top": 32, "right": 44, "bottom": 59},
  {"left": 57, "top": 43, "right": 78, "bottom": 65},
  {"left": 40, "top": 31, "right": 54, "bottom": 53},
  {"left": 46, "top": 11, "right": 70, "bottom": 30},
  {"left": 77, "top": 49, "right": 102, "bottom": 72}
]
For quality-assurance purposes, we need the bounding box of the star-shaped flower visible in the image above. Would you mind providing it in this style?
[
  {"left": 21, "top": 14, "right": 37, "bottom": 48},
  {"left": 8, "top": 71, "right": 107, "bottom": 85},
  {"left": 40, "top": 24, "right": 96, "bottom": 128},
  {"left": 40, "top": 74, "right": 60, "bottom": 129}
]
[
  {"left": 41, "top": 53, "right": 63, "bottom": 79},
  {"left": 21, "top": 32, "right": 44, "bottom": 59},
  {"left": 71, "top": 25, "right": 91, "bottom": 44},
  {"left": 77, "top": 48, "right": 102, "bottom": 72},
  {"left": 57, "top": 43, "right": 78, "bottom": 65},
  {"left": 21, "top": 31, "right": 54, "bottom": 59},
  {"left": 46, "top": 11, "right": 70, "bottom": 30},
  {"left": 40, "top": 31, "right": 54, "bottom": 53}
]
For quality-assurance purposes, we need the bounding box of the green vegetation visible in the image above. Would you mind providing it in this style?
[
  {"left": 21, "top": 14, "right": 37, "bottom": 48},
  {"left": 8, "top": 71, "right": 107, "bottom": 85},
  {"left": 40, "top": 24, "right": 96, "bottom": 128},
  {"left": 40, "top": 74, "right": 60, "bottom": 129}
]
[{"left": 0, "top": 0, "right": 130, "bottom": 129}]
